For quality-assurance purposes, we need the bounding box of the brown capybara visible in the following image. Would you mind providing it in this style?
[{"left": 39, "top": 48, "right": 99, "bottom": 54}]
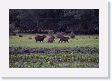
[
  {"left": 59, "top": 36, "right": 70, "bottom": 43},
  {"left": 35, "top": 35, "right": 46, "bottom": 42},
  {"left": 48, "top": 35, "right": 55, "bottom": 43}
]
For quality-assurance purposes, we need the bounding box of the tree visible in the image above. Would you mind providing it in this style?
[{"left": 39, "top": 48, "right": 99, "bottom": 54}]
[{"left": 9, "top": 9, "right": 99, "bottom": 35}]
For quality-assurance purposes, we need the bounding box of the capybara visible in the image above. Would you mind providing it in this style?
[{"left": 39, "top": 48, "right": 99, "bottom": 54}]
[
  {"left": 48, "top": 35, "right": 55, "bottom": 43},
  {"left": 59, "top": 36, "right": 70, "bottom": 43},
  {"left": 35, "top": 35, "right": 46, "bottom": 42}
]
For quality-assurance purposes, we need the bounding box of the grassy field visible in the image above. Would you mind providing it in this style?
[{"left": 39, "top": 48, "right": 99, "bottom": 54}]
[
  {"left": 9, "top": 34, "right": 99, "bottom": 68},
  {"left": 9, "top": 34, "right": 99, "bottom": 48}
]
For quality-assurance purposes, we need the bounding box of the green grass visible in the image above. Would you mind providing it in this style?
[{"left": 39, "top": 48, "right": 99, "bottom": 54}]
[
  {"left": 9, "top": 34, "right": 99, "bottom": 48},
  {"left": 9, "top": 34, "right": 99, "bottom": 68}
]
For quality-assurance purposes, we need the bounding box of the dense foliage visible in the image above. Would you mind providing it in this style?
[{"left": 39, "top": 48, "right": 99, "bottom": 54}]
[{"left": 9, "top": 9, "right": 99, "bottom": 34}]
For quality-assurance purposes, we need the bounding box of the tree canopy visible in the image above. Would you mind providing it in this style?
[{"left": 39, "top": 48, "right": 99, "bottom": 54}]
[{"left": 9, "top": 9, "right": 99, "bottom": 34}]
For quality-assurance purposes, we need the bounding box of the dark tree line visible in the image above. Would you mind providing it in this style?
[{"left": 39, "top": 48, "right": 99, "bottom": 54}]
[{"left": 9, "top": 9, "right": 99, "bottom": 35}]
